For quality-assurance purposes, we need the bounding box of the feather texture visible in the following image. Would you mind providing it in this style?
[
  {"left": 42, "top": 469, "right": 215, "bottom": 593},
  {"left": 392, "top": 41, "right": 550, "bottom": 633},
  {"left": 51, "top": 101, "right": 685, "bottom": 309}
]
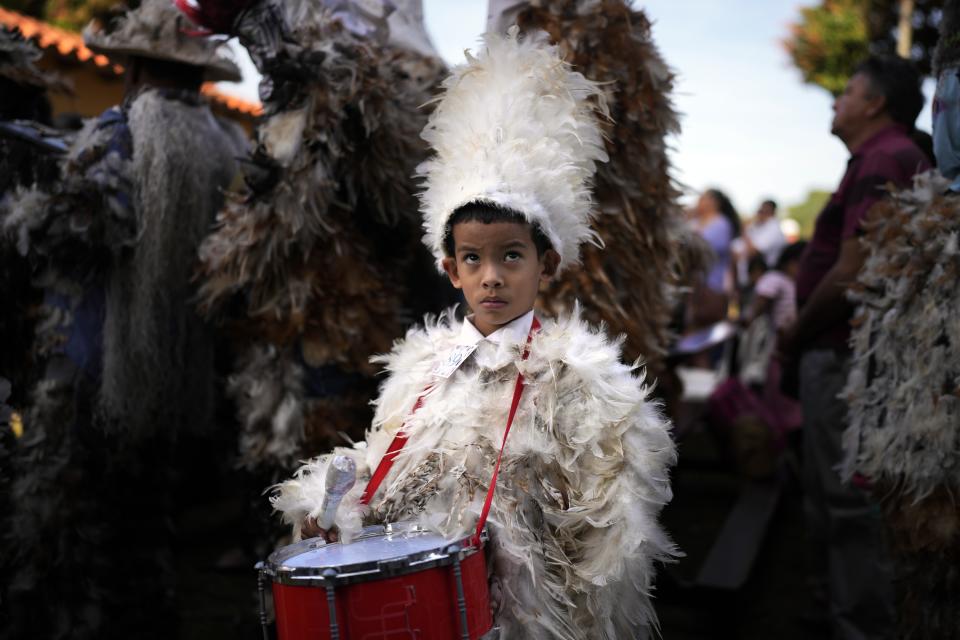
[
  {"left": 843, "top": 170, "right": 960, "bottom": 640},
  {"left": 2, "top": 90, "right": 243, "bottom": 637},
  {"left": 0, "top": 25, "right": 70, "bottom": 91},
  {"left": 272, "top": 309, "right": 677, "bottom": 639},
  {"left": 189, "top": 0, "right": 449, "bottom": 466},
  {"left": 417, "top": 27, "right": 609, "bottom": 272},
  {"left": 505, "top": 0, "right": 706, "bottom": 370},
  {"left": 843, "top": 171, "right": 960, "bottom": 499}
]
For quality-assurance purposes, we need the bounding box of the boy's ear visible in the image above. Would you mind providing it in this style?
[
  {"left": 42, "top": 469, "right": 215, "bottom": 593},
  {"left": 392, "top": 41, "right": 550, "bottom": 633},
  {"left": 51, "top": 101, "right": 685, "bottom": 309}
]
[
  {"left": 442, "top": 256, "right": 463, "bottom": 289},
  {"left": 540, "top": 249, "right": 561, "bottom": 281}
]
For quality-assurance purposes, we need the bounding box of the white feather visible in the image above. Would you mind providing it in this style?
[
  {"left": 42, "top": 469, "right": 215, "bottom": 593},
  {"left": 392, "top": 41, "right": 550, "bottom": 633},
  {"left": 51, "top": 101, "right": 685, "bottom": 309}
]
[
  {"left": 271, "top": 309, "right": 676, "bottom": 638},
  {"left": 417, "top": 27, "right": 609, "bottom": 272}
]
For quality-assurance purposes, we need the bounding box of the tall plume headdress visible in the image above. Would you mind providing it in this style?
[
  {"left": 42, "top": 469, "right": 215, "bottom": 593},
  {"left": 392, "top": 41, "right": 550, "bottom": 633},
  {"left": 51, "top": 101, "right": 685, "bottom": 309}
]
[{"left": 418, "top": 26, "right": 609, "bottom": 272}]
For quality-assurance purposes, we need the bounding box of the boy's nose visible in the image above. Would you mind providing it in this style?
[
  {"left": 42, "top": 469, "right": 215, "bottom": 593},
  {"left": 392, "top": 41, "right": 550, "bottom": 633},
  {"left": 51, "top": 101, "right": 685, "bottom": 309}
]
[{"left": 481, "top": 265, "right": 504, "bottom": 288}]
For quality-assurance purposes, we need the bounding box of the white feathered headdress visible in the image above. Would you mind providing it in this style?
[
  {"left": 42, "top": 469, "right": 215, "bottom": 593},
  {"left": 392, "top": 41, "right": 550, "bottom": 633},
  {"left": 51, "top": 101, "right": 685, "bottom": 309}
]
[{"left": 418, "top": 27, "right": 609, "bottom": 272}]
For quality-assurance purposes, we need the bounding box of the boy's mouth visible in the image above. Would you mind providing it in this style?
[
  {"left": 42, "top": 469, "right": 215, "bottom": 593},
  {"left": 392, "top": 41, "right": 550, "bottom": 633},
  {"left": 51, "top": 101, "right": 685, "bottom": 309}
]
[{"left": 479, "top": 297, "right": 507, "bottom": 309}]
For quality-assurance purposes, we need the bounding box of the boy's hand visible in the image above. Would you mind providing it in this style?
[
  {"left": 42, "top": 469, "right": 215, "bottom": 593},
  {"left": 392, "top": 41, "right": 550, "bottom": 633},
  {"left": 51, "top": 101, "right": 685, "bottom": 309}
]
[{"left": 302, "top": 516, "right": 339, "bottom": 543}]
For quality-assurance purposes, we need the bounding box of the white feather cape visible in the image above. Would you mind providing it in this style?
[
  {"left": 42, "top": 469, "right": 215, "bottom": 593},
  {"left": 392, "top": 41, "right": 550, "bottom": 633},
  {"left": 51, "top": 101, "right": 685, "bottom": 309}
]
[{"left": 272, "top": 309, "right": 676, "bottom": 639}]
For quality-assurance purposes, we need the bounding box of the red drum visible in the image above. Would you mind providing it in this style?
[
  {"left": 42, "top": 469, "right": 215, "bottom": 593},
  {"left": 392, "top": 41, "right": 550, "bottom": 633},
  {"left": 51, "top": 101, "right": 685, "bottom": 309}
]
[{"left": 258, "top": 521, "right": 493, "bottom": 640}]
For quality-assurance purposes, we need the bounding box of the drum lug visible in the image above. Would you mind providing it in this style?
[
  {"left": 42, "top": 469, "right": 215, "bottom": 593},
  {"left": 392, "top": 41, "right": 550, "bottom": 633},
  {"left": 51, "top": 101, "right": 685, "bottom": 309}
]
[
  {"left": 446, "top": 544, "right": 471, "bottom": 640},
  {"left": 255, "top": 561, "right": 270, "bottom": 640},
  {"left": 322, "top": 568, "right": 341, "bottom": 640}
]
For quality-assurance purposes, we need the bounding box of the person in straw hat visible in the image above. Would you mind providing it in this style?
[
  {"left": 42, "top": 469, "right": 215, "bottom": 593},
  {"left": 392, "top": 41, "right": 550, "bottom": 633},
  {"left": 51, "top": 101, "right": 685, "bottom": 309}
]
[{"left": 1, "top": 1, "right": 247, "bottom": 636}]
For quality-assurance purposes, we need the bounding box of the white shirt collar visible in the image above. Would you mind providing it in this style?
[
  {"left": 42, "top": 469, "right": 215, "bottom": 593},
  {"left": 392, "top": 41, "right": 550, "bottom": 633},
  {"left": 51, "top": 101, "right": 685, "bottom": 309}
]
[{"left": 457, "top": 309, "right": 535, "bottom": 347}]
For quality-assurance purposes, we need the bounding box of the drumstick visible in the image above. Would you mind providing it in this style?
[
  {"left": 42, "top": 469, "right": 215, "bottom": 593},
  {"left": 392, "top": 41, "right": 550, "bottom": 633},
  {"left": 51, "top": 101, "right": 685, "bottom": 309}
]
[{"left": 315, "top": 455, "right": 357, "bottom": 531}]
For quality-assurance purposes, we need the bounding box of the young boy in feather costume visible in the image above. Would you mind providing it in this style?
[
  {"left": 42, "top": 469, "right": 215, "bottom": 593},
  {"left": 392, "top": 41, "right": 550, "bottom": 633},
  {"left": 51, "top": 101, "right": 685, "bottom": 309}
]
[{"left": 272, "top": 28, "right": 677, "bottom": 640}]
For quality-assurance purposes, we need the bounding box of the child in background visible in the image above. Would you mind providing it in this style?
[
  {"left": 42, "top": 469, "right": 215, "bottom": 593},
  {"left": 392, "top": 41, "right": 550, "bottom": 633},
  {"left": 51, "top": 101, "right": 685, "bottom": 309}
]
[
  {"left": 708, "top": 242, "right": 806, "bottom": 476},
  {"left": 270, "top": 29, "right": 677, "bottom": 640},
  {"left": 736, "top": 253, "right": 769, "bottom": 318},
  {"left": 743, "top": 241, "right": 807, "bottom": 335},
  {"left": 739, "top": 241, "right": 807, "bottom": 443}
]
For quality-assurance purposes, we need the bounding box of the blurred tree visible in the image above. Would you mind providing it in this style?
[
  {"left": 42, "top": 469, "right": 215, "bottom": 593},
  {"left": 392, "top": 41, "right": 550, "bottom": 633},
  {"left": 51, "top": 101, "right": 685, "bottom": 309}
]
[
  {"left": 787, "top": 189, "right": 832, "bottom": 238},
  {"left": 43, "top": 0, "right": 127, "bottom": 30},
  {"left": 785, "top": 0, "right": 943, "bottom": 95},
  {"left": 0, "top": 0, "right": 131, "bottom": 31}
]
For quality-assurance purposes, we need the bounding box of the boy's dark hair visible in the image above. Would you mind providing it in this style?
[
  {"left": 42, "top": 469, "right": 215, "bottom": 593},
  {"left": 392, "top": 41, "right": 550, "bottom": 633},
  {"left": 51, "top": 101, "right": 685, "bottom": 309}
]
[
  {"left": 761, "top": 199, "right": 777, "bottom": 212},
  {"left": 853, "top": 56, "right": 924, "bottom": 129},
  {"left": 776, "top": 240, "right": 808, "bottom": 271},
  {"left": 442, "top": 201, "right": 553, "bottom": 257}
]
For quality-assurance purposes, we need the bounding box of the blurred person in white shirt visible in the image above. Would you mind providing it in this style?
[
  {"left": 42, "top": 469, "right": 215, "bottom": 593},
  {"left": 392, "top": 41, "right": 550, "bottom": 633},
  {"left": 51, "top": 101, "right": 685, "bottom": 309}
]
[{"left": 734, "top": 199, "right": 787, "bottom": 288}]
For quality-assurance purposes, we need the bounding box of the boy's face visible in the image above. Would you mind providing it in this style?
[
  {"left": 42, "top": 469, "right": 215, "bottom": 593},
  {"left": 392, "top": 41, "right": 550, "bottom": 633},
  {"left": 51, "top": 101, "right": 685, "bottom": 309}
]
[{"left": 442, "top": 220, "right": 559, "bottom": 336}]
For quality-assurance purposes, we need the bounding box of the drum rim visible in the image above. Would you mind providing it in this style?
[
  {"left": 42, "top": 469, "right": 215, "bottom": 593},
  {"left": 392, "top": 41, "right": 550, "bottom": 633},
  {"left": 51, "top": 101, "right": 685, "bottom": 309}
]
[{"left": 263, "top": 521, "right": 488, "bottom": 587}]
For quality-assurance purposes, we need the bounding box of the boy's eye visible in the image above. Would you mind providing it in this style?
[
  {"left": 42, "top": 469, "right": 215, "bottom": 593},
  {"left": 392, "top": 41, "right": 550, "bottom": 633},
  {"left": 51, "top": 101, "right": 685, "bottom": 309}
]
[
  {"left": 463, "top": 253, "right": 480, "bottom": 264},
  {"left": 505, "top": 251, "right": 522, "bottom": 262}
]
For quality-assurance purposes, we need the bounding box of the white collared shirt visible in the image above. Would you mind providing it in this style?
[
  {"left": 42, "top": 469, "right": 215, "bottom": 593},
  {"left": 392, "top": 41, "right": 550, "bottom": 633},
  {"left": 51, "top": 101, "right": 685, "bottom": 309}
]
[
  {"left": 457, "top": 309, "right": 535, "bottom": 347},
  {"left": 430, "top": 310, "right": 535, "bottom": 376}
]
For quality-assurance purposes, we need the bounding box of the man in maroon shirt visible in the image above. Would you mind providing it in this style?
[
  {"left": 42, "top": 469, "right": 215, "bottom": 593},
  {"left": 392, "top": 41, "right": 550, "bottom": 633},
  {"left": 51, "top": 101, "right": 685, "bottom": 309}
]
[{"left": 782, "top": 56, "right": 931, "bottom": 639}]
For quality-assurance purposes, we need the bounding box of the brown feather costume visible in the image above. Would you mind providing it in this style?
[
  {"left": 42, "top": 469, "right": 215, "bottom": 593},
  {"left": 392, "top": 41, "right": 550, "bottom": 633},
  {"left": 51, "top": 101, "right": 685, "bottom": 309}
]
[
  {"left": 840, "top": 3, "right": 960, "bottom": 634},
  {"left": 1, "top": 3, "right": 247, "bottom": 629},
  {"left": 491, "top": 0, "right": 704, "bottom": 373},
  {"left": 185, "top": 0, "right": 451, "bottom": 471},
  {"left": 843, "top": 174, "right": 960, "bottom": 640},
  {"left": 2, "top": 87, "right": 246, "bottom": 639}
]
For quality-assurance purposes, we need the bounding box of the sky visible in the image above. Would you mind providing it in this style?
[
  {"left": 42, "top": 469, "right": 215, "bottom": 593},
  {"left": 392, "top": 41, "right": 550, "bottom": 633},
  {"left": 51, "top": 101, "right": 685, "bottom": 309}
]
[{"left": 216, "top": 0, "right": 934, "bottom": 217}]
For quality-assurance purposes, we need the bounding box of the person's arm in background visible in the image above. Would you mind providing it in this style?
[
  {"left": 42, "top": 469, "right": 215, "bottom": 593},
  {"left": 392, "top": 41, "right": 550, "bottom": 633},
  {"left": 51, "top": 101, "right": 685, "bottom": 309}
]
[
  {"left": 782, "top": 236, "right": 866, "bottom": 350},
  {"left": 780, "top": 151, "right": 911, "bottom": 354},
  {"left": 741, "top": 294, "right": 773, "bottom": 328}
]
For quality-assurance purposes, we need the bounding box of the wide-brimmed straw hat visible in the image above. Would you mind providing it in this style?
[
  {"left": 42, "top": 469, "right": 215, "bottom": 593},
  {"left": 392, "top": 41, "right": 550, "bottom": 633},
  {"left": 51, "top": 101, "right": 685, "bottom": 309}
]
[{"left": 84, "top": 0, "right": 241, "bottom": 82}]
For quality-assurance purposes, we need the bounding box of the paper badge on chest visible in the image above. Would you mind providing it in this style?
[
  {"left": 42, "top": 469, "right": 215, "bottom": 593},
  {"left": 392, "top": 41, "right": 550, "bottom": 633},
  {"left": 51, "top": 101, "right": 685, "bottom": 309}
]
[{"left": 431, "top": 343, "right": 478, "bottom": 379}]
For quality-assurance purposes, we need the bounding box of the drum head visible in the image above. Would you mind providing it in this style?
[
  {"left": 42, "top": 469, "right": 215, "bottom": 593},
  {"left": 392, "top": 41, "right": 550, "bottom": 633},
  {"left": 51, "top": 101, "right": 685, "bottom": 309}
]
[{"left": 265, "top": 521, "right": 485, "bottom": 586}]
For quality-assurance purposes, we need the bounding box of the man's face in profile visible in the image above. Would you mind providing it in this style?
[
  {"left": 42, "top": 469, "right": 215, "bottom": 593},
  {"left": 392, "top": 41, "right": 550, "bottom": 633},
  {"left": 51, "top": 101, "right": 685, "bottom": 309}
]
[{"left": 831, "top": 72, "right": 877, "bottom": 141}]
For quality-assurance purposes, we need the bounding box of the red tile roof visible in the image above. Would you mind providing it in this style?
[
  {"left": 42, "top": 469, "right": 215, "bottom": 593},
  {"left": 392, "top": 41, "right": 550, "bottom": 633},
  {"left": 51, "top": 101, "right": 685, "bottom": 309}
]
[
  {"left": 0, "top": 7, "right": 262, "bottom": 117},
  {"left": 201, "top": 83, "right": 262, "bottom": 116}
]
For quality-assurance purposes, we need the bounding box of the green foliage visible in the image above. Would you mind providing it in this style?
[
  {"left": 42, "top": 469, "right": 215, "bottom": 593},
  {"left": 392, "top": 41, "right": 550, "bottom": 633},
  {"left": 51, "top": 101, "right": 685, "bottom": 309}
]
[
  {"left": 785, "top": 0, "right": 943, "bottom": 96},
  {"left": 787, "top": 189, "right": 832, "bottom": 239},
  {"left": 784, "top": 0, "right": 871, "bottom": 95},
  {"left": 0, "top": 0, "right": 128, "bottom": 31},
  {"left": 43, "top": 0, "right": 124, "bottom": 31}
]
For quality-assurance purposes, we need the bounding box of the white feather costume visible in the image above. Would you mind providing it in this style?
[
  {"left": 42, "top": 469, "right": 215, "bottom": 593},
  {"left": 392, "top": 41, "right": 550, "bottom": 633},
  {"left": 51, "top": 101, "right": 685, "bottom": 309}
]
[
  {"left": 273, "top": 28, "right": 677, "bottom": 639},
  {"left": 273, "top": 310, "right": 677, "bottom": 639}
]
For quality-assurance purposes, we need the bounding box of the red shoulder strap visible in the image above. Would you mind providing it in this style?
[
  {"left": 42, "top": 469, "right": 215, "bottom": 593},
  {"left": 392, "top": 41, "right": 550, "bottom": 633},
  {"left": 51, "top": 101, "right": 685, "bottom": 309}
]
[
  {"left": 470, "top": 318, "right": 538, "bottom": 544},
  {"left": 358, "top": 389, "right": 431, "bottom": 505},
  {"left": 359, "top": 316, "right": 541, "bottom": 539}
]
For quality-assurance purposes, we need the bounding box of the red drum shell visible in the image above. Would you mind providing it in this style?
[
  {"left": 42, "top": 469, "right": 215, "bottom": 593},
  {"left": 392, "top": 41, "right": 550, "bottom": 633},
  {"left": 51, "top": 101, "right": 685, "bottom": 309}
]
[{"left": 267, "top": 525, "right": 492, "bottom": 640}]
